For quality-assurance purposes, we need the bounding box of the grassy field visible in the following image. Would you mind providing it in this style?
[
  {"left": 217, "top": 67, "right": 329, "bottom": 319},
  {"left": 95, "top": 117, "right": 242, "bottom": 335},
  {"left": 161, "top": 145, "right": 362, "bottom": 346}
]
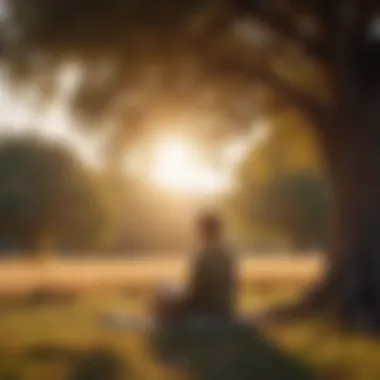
[
  {"left": 0, "top": 256, "right": 321, "bottom": 294},
  {"left": 0, "top": 258, "right": 379, "bottom": 380}
]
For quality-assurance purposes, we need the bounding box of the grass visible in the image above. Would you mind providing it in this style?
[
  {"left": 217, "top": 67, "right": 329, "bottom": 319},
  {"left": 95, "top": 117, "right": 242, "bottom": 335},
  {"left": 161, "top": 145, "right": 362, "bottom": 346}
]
[{"left": 0, "top": 279, "right": 380, "bottom": 380}]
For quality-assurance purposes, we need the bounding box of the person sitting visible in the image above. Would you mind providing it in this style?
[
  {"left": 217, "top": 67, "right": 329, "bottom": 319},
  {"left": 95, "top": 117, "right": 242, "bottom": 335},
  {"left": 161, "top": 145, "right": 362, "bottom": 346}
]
[{"left": 152, "top": 211, "right": 237, "bottom": 327}]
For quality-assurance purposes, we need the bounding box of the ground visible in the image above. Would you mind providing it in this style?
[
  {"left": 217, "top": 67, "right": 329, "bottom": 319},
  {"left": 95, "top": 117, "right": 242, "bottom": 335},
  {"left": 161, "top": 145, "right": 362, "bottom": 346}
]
[{"left": 0, "top": 258, "right": 379, "bottom": 380}]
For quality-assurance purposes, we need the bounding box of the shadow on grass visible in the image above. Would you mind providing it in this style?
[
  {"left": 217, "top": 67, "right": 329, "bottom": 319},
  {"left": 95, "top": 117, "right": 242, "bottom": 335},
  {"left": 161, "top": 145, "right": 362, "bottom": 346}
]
[
  {"left": 1, "top": 327, "right": 318, "bottom": 380},
  {"left": 0, "top": 287, "right": 78, "bottom": 311},
  {"left": 69, "top": 348, "right": 126, "bottom": 380},
  {"left": 22, "top": 345, "right": 129, "bottom": 380},
  {"left": 151, "top": 323, "right": 318, "bottom": 380}
]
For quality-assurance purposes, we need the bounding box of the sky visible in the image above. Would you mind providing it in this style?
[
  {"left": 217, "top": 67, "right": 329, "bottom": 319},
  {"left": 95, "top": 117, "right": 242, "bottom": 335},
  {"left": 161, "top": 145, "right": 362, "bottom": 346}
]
[{"left": 0, "top": 66, "right": 106, "bottom": 168}]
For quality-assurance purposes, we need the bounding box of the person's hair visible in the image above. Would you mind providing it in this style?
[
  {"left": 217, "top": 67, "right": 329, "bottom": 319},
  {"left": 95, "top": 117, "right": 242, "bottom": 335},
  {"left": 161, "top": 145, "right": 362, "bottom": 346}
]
[{"left": 197, "top": 211, "right": 222, "bottom": 236}]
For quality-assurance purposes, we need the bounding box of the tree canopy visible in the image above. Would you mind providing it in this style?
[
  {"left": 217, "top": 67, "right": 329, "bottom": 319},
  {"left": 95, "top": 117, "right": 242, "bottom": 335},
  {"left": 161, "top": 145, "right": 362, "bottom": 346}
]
[
  {"left": 0, "top": 0, "right": 377, "bottom": 139},
  {"left": 0, "top": 135, "right": 116, "bottom": 253},
  {"left": 251, "top": 171, "right": 329, "bottom": 250},
  {"left": 226, "top": 117, "right": 328, "bottom": 250},
  {"left": 0, "top": 0, "right": 326, "bottom": 160}
]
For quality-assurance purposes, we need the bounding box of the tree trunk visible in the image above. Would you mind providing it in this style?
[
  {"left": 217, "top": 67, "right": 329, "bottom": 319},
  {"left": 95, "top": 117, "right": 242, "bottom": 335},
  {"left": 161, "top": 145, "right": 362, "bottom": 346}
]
[
  {"left": 271, "top": 121, "right": 380, "bottom": 331},
  {"left": 320, "top": 122, "right": 380, "bottom": 330}
]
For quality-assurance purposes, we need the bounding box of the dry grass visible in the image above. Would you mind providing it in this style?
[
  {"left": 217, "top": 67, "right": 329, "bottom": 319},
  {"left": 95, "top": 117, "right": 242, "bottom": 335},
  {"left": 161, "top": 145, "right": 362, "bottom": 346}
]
[
  {"left": 0, "top": 258, "right": 379, "bottom": 380},
  {"left": 0, "top": 256, "right": 321, "bottom": 295}
]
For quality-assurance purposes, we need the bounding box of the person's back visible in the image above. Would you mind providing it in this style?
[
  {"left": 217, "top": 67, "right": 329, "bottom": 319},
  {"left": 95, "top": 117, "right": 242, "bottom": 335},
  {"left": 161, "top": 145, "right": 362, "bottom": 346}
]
[
  {"left": 151, "top": 211, "right": 237, "bottom": 326},
  {"left": 186, "top": 212, "right": 236, "bottom": 320}
]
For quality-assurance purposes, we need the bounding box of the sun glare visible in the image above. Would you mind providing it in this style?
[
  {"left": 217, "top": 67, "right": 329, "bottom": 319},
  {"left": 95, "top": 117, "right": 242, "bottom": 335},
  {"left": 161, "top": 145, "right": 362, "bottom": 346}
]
[{"left": 150, "top": 137, "right": 230, "bottom": 195}]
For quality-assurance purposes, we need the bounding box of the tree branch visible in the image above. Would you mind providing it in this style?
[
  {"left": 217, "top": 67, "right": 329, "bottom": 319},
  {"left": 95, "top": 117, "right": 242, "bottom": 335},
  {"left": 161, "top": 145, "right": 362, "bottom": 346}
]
[
  {"left": 236, "top": 1, "right": 330, "bottom": 63},
  {"left": 219, "top": 58, "right": 331, "bottom": 128},
  {"left": 253, "top": 68, "right": 328, "bottom": 121}
]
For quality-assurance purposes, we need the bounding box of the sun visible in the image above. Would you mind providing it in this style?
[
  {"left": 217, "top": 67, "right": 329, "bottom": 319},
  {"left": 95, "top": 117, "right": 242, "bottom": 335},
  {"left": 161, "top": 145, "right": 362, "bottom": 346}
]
[{"left": 149, "top": 136, "right": 230, "bottom": 195}]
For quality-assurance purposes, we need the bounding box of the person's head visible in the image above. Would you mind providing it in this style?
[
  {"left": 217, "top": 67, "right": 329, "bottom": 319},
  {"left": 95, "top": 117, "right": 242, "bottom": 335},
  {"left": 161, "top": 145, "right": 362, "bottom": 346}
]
[{"left": 196, "top": 211, "right": 223, "bottom": 244}]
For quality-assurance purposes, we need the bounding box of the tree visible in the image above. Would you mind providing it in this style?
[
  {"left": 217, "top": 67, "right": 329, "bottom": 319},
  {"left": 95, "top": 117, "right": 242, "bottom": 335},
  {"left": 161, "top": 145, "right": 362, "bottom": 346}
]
[
  {"left": 57, "top": 174, "right": 119, "bottom": 252},
  {"left": 231, "top": 1, "right": 380, "bottom": 329},
  {"left": 1, "top": 0, "right": 380, "bottom": 328},
  {"left": 251, "top": 171, "right": 329, "bottom": 251},
  {"left": 228, "top": 119, "right": 327, "bottom": 250},
  {"left": 0, "top": 135, "right": 113, "bottom": 254}
]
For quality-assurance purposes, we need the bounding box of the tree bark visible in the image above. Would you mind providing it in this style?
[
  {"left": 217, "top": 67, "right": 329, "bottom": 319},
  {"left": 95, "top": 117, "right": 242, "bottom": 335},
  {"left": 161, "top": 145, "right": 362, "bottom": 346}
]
[
  {"left": 265, "top": 118, "right": 380, "bottom": 331},
  {"left": 322, "top": 122, "right": 380, "bottom": 330}
]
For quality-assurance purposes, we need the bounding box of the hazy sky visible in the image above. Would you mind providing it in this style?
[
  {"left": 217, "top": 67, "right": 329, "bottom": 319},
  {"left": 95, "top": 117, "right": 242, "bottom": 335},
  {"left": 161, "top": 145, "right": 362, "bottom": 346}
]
[{"left": 0, "top": 66, "right": 105, "bottom": 167}]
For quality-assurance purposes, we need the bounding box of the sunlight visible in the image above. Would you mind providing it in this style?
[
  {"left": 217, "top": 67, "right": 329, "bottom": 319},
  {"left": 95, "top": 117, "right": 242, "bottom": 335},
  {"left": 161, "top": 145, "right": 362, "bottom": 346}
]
[
  {"left": 148, "top": 123, "right": 270, "bottom": 196},
  {"left": 0, "top": 62, "right": 271, "bottom": 186},
  {"left": 150, "top": 136, "right": 230, "bottom": 195},
  {"left": 0, "top": 65, "right": 105, "bottom": 169}
]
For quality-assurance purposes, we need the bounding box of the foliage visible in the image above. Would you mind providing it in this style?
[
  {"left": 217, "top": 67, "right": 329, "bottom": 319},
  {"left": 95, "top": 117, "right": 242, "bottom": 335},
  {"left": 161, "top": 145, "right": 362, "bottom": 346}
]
[
  {"left": 226, "top": 119, "right": 328, "bottom": 250},
  {"left": 0, "top": 135, "right": 115, "bottom": 252},
  {"left": 0, "top": 0, "right": 328, "bottom": 167},
  {"left": 251, "top": 171, "right": 329, "bottom": 250},
  {"left": 0, "top": 0, "right": 259, "bottom": 163},
  {"left": 1, "top": 1, "right": 376, "bottom": 179},
  {"left": 0, "top": 0, "right": 361, "bottom": 130}
]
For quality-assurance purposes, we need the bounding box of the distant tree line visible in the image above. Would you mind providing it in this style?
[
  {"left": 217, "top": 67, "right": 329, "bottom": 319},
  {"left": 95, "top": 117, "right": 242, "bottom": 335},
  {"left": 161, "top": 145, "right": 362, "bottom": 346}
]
[
  {"left": 0, "top": 135, "right": 119, "bottom": 255},
  {"left": 225, "top": 118, "right": 330, "bottom": 252},
  {"left": 0, "top": 125, "right": 330, "bottom": 256},
  {"left": 0, "top": 134, "right": 200, "bottom": 256}
]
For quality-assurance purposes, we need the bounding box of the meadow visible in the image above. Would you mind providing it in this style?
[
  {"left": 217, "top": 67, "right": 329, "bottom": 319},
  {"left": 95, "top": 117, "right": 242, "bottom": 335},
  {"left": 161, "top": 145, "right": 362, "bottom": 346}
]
[{"left": 0, "top": 257, "right": 379, "bottom": 380}]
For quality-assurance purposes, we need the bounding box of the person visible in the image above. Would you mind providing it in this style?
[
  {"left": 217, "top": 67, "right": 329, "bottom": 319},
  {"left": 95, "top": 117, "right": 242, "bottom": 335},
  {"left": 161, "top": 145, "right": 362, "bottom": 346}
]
[{"left": 152, "top": 211, "right": 237, "bottom": 327}]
